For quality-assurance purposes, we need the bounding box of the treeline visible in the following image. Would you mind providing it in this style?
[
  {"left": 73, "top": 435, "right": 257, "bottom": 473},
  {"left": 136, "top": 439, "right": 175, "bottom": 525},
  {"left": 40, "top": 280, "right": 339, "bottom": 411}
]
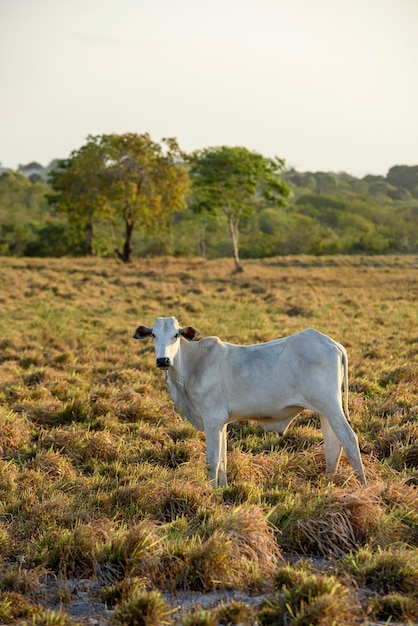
[{"left": 1, "top": 134, "right": 417, "bottom": 262}]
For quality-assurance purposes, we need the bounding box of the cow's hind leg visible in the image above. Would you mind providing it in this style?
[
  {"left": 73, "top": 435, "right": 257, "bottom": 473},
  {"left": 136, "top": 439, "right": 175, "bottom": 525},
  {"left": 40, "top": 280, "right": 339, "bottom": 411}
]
[
  {"left": 218, "top": 425, "right": 228, "bottom": 487},
  {"left": 320, "top": 406, "right": 366, "bottom": 484},
  {"left": 320, "top": 415, "right": 343, "bottom": 476}
]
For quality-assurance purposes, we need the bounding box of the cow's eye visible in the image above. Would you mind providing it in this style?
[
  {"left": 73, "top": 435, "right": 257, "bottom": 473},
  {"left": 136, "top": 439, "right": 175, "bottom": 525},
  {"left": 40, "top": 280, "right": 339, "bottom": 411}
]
[
  {"left": 151, "top": 333, "right": 156, "bottom": 339},
  {"left": 174, "top": 333, "right": 179, "bottom": 339}
]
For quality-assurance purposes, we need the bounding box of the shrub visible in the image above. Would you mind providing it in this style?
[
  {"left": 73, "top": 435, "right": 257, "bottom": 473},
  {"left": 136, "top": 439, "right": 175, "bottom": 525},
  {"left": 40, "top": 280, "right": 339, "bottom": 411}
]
[
  {"left": 32, "top": 609, "right": 76, "bottom": 626},
  {"left": 0, "top": 590, "right": 40, "bottom": 622},
  {"left": 339, "top": 546, "right": 418, "bottom": 595},
  {"left": 112, "top": 590, "right": 174, "bottom": 626},
  {"left": 258, "top": 572, "right": 361, "bottom": 625},
  {"left": 278, "top": 485, "right": 387, "bottom": 557},
  {"left": 216, "top": 599, "right": 258, "bottom": 625},
  {"left": 372, "top": 592, "right": 418, "bottom": 622},
  {"left": 180, "top": 608, "right": 218, "bottom": 626}
]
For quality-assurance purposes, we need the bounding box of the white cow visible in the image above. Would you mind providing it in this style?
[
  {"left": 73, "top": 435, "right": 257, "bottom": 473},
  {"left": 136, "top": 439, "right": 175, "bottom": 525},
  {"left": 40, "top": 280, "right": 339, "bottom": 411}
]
[{"left": 133, "top": 317, "right": 366, "bottom": 487}]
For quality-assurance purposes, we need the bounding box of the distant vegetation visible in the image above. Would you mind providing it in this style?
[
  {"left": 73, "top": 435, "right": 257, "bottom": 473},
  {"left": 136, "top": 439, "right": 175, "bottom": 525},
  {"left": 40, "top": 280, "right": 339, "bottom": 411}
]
[{"left": 1, "top": 135, "right": 417, "bottom": 262}]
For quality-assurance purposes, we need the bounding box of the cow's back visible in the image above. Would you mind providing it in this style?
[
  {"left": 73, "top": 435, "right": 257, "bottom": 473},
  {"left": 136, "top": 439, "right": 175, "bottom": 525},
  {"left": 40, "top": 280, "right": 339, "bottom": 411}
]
[{"left": 221, "top": 329, "right": 344, "bottom": 419}]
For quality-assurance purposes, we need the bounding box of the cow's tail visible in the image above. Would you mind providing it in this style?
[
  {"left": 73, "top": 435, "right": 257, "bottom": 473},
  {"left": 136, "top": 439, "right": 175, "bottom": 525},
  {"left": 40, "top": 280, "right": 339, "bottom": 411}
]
[{"left": 341, "top": 347, "right": 350, "bottom": 422}]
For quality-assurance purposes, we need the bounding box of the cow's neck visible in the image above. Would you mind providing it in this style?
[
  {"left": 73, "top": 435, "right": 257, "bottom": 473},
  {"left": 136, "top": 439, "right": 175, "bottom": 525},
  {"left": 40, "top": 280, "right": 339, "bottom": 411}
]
[
  {"left": 163, "top": 340, "right": 205, "bottom": 430},
  {"left": 165, "top": 338, "right": 191, "bottom": 388}
]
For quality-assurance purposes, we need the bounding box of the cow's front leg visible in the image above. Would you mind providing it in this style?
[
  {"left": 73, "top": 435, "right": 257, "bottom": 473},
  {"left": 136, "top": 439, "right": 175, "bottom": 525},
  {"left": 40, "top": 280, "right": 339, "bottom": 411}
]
[{"left": 205, "top": 420, "right": 227, "bottom": 488}]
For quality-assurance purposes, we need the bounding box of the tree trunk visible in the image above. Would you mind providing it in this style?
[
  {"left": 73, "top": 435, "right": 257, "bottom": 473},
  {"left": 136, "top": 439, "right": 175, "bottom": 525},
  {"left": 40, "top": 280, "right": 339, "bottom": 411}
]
[
  {"left": 195, "top": 223, "right": 207, "bottom": 258},
  {"left": 85, "top": 214, "right": 95, "bottom": 256},
  {"left": 228, "top": 214, "right": 244, "bottom": 272},
  {"left": 115, "top": 219, "right": 134, "bottom": 263}
]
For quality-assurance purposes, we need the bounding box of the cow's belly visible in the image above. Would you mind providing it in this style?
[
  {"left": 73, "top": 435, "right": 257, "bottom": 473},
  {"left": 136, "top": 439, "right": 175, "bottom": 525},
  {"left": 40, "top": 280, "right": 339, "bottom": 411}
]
[
  {"left": 228, "top": 403, "right": 304, "bottom": 422},
  {"left": 226, "top": 375, "right": 306, "bottom": 417}
]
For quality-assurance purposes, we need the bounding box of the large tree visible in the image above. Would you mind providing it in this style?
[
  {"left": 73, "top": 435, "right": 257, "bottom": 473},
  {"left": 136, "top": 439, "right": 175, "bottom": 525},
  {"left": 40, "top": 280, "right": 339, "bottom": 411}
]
[
  {"left": 189, "top": 146, "right": 289, "bottom": 271},
  {"left": 102, "top": 133, "right": 189, "bottom": 262},
  {"left": 48, "top": 133, "right": 190, "bottom": 261}
]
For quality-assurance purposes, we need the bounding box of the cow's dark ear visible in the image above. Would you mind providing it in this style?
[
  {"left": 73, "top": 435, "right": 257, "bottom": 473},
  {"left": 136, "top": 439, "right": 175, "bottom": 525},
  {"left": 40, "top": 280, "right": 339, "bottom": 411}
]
[
  {"left": 180, "top": 326, "right": 199, "bottom": 341},
  {"left": 133, "top": 325, "right": 153, "bottom": 340}
]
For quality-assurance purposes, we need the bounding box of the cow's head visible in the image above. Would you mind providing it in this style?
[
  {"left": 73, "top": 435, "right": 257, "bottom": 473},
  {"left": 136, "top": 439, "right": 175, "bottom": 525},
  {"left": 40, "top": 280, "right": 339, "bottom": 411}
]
[{"left": 133, "top": 316, "right": 199, "bottom": 369}]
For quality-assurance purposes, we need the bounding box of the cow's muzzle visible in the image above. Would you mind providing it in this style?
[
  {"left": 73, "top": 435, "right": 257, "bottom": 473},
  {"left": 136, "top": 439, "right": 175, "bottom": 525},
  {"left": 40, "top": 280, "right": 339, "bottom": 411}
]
[{"left": 156, "top": 357, "right": 171, "bottom": 370}]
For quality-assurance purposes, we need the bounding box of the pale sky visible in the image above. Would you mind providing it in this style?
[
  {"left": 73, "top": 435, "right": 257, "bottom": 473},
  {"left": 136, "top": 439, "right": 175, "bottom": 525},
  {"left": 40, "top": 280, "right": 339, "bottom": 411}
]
[{"left": 1, "top": 0, "right": 417, "bottom": 177}]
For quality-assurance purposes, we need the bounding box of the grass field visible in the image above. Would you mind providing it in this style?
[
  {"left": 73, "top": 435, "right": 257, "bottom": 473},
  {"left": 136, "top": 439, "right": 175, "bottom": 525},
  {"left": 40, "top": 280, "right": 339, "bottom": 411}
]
[{"left": 0, "top": 255, "right": 417, "bottom": 625}]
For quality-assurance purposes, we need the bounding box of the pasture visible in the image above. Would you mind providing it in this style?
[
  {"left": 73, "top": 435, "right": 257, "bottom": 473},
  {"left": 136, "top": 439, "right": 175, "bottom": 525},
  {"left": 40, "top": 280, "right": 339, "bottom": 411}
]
[{"left": 0, "top": 255, "right": 417, "bottom": 625}]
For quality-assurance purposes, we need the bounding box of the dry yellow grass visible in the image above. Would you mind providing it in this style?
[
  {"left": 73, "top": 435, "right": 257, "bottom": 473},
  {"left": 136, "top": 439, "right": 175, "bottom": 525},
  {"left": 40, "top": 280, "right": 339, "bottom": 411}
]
[{"left": 0, "top": 254, "right": 417, "bottom": 623}]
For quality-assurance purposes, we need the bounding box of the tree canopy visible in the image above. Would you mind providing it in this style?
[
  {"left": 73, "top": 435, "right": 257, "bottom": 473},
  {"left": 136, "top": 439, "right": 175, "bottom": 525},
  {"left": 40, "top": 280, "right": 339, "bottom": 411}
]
[
  {"left": 47, "top": 140, "right": 109, "bottom": 255},
  {"left": 189, "top": 146, "right": 290, "bottom": 271},
  {"left": 386, "top": 165, "right": 418, "bottom": 197}
]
